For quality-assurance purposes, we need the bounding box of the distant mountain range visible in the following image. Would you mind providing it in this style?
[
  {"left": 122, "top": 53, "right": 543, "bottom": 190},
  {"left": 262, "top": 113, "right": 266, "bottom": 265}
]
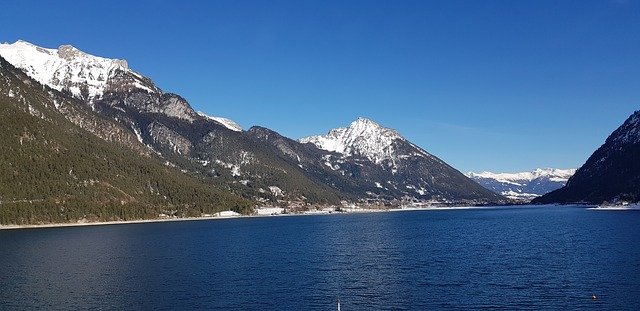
[
  {"left": 467, "top": 168, "right": 576, "bottom": 201},
  {"left": 534, "top": 110, "right": 640, "bottom": 205},
  {"left": 0, "top": 40, "right": 504, "bottom": 224}
]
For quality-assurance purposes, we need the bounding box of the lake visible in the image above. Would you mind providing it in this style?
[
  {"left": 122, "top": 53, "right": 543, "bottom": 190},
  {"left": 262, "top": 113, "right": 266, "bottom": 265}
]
[{"left": 1, "top": 206, "right": 639, "bottom": 310}]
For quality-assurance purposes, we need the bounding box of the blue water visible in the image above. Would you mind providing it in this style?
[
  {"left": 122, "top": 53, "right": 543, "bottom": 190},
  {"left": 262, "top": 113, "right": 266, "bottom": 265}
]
[{"left": 1, "top": 206, "right": 639, "bottom": 310}]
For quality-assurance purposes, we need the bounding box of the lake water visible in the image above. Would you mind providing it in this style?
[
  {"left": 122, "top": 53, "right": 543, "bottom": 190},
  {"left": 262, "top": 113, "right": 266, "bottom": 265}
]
[{"left": 1, "top": 206, "right": 639, "bottom": 310}]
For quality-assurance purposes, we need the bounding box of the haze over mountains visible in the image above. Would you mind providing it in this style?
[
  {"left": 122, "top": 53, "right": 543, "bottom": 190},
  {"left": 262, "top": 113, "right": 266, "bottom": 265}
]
[{"left": 0, "top": 40, "right": 506, "bottom": 224}]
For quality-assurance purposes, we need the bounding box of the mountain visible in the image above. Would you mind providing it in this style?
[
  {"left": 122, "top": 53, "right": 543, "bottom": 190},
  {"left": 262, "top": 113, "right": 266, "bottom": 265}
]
[
  {"left": 0, "top": 40, "right": 505, "bottom": 219},
  {"left": 0, "top": 55, "right": 252, "bottom": 225},
  {"left": 534, "top": 110, "right": 640, "bottom": 204},
  {"left": 467, "top": 168, "right": 576, "bottom": 201},
  {"left": 300, "top": 118, "right": 505, "bottom": 203},
  {"left": 0, "top": 40, "right": 346, "bottom": 206},
  {"left": 0, "top": 40, "right": 157, "bottom": 101},
  {"left": 301, "top": 117, "right": 409, "bottom": 164}
]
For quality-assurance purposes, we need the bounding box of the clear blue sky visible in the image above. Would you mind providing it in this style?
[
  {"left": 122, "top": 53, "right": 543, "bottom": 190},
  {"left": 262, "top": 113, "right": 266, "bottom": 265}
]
[{"left": 2, "top": 0, "right": 639, "bottom": 173}]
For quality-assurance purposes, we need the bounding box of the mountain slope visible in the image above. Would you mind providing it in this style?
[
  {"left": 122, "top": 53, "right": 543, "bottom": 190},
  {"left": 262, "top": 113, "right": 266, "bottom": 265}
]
[
  {"left": 0, "top": 55, "right": 252, "bottom": 225},
  {"left": 0, "top": 40, "right": 346, "bottom": 205},
  {"left": 467, "top": 168, "right": 575, "bottom": 201},
  {"left": 300, "top": 118, "right": 505, "bottom": 203},
  {"left": 533, "top": 110, "right": 640, "bottom": 204},
  {"left": 1, "top": 40, "right": 504, "bottom": 207}
]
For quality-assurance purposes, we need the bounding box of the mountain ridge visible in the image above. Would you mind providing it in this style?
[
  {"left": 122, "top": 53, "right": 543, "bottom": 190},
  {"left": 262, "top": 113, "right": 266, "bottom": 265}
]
[
  {"left": 300, "top": 117, "right": 420, "bottom": 165},
  {"left": 534, "top": 110, "right": 640, "bottom": 204},
  {"left": 467, "top": 168, "right": 576, "bottom": 201},
  {"left": 299, "top": 118, "right": 505, "bottom": 203},
  {"left": 1, "top": 40, "right": 506, "bottom": 217}
]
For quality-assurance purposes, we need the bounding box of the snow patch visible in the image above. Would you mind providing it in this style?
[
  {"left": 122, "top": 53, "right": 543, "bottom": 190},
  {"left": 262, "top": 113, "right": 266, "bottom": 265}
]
[
  {"left": 269, "top": 186, "right": 283, "bottom": 197},
  {"left": 197, "top": 111, "right": 243, "bottom": 132},
  {"left": 215, "top": 160, "right": 241, "bottom": 177},
  {"left": 215, "top": 211, "right": 241, "bottom": 217},
  {"left": 256, "top": 207, "right": 284, "bottom": 215},
  {"left": 132, "top": 126, "right": 144, "bottom": 144}
]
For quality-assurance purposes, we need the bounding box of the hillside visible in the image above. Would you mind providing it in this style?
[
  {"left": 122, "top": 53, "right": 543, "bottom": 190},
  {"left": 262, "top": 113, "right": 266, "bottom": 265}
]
[
  {"left": 0, "top": 56, "right": 252, "bottom": 225},
  {"left": 533, "top": 110, "right": 640, "bottom": 204}
]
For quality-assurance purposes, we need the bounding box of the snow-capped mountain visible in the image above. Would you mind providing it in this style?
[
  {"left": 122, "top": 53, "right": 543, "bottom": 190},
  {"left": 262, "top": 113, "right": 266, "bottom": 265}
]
[
  {"left": 0, "top": 40, "right": 505, "bottom": 205},
  {"left": 0, "top": 40, "right": 241, "bottom": 127},
  {"left": 300, "top": 117, "right": 419, "bottom": 164},
  {"left": 297, "top": 118, "right": 505, "bottom": 203},
  {"left": 0, "top": 40, "right": 345, "bottom": 204},
  {"left": 467, "top": 168, "right": 576, "bottom": 201},
  {"left": 0, "top": 40, "right": 158, "bottom": 100},
  {"left": 535, "top": 110, "right": 640, "bottom": 204}
]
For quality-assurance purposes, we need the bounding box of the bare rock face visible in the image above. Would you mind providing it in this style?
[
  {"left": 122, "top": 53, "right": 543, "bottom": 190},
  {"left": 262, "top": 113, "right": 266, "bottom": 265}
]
[
  {"left": 119, "top": 92, "right": 195, "bottom": 120},
  {"left": 160, "top": 94, "right": 197, "bottom": 122},
  {"left": 58, "top": 45, "right": 86, "bottom": 61},
  {"left": 148, "top": 121, "right": 192, "bottom": 155}
]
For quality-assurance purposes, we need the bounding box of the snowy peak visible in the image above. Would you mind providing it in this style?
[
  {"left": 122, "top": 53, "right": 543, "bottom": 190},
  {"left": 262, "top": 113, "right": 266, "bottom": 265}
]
[
  {"left": 299, "top": 117, "right": 406, "bottom": 163},
  {"left": 467, "top": 168, "right": 577, "bottom": 184},
  {"left": 197, "top": 111, "right": 243, "bottom": 132},
  {"left": 467, "top": 168, "right": 576, "bottom": 201},
  {"left": 0, "top": 40, "right": 156, "bottom": 100}
]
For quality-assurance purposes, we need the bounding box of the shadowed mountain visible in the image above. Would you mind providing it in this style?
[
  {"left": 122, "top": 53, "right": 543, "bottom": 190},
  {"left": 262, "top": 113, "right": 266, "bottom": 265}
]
[{"left": 534, "top": 110, "right": 640, "bottom": 204}]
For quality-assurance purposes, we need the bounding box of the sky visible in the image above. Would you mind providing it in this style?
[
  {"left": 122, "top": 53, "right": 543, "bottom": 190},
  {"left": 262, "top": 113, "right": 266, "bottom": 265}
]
[{"left": 1, "top": 0, "right": 639, "bottom": 173}]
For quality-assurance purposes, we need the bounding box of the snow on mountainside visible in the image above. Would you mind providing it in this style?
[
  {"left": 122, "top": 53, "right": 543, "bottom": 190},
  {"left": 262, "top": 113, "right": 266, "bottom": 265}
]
[
  {"left": 1, "top": 40, "right": 504, "bottom": 204},
  {"left": 298, "top": 117, "right": 504, "bottom": 203},
  {"left": 467, "top": 168, "right": 576, "bottom": 201},
  {"left": 0, "top": 40, "right": 157, "bottom": 100},
  {"left": 0, "top": 40, "right": 244, "bottom": 129},
  {"left": 197, "top": 112, "right": 243, "bottom": 132},
  {"left": 299, "top": 117, "right": 429, "bottom": 164},
  {"left": 468, "top": 168, "right": 576, "bottom": 184}
]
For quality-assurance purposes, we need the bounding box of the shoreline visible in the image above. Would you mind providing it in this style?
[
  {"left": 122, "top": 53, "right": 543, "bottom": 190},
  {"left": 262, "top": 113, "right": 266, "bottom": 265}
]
[
  {"left": 0, "top": 215, "right": 245, "bottom": 231},
  {"left": 0, "top": 204, "right": 545, "bottom": 231}
]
